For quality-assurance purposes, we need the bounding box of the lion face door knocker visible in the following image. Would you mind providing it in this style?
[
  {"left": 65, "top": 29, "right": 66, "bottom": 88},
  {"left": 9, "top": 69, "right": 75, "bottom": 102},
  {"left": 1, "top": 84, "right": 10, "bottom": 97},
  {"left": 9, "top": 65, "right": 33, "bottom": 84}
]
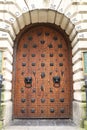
[
  {"left": 53, "top": 76, "right": 60, "bottom": 87},
  {"left": 24, "top": 76, "right": 32, "bottom": 88}
]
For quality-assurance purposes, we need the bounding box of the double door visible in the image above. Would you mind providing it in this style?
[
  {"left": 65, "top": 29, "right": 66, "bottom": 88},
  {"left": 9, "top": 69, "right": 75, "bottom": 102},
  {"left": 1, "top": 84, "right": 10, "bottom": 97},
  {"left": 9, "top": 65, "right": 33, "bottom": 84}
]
[{"left": 13, "top": 25, "right": 72, "bottom": 118}]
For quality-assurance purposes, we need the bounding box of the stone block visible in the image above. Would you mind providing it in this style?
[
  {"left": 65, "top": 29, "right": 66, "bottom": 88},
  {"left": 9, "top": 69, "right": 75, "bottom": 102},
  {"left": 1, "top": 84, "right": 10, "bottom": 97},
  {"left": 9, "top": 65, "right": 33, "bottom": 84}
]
[
  {"left": 65, "top": 22, "right": 74, "bottom": 35},
  {"left": 47, "top": 10, "right": 55, "bottom": 23},
  {"left": 73, "top": 81, "right": 84, "bottom": 91},
  {"left": 3, "top": 51, "right": 13, "bottom": 64},
  {"left": 81, "top": 86, "right": 85, "bottom": 91},
  {"left": 3, "top": 81, "right": 12, "bottom": 91},
  {"left": 30, "top": 10, "right": 38, "bottom": 23},
  {"left": 3, "top": 59, "right": 12, "bottom": 72},
  {"left": 82, "top": 92, "right": 86, "bottom": 102},
  {"left": 80, "top": 128, "right": 85, "bottom": 130},
  {"left": 84, "top": 120, "right": 87, "bottom": 130},
  {"left": 1, "top": 91, "right": 11, "bottom": 102},
  {"left": 4, "top": 70, "right": 12, "bottom": 82},
  {"left": 73, "top": 92, "right": 86, "bottom": 101},
  {"left": 73, "top": 60, "right": 83, "bottom": 72},
  {"left": 3, "top": 101, "right": 12, "bottom": 126},
  {"left": 0, "top": 105, "right": 5, "bottom": 120},
  {"left": 69, "top": 28, "right": 77, "bottom": 41},
  {"left": 73, "top": 71, "right": 84, "bottom": 82},
  {"left": 0, "top": 40, "right": 13, "bottom": 54},
  {"left": 0, "top": 121, "right": 3, "bottom": 130},
  {"left": 73, "top": 101, "right": 86, "bottom": 126},
  {"left": 23, "top": 12, "right": 30, "bottom": 25},
  {"left": 60, "top": 16, "right": 69, "bottom": 30},
  {"left": 39, "top": 10, "right": 47, "bottom": 22},
  {"left": 72, "top": 50, "right": 82, "bottom": 64},
  {"left": 17, "top": 15, "right": 25, "bottom": 29},
  {"left": 1, "top": 92, "right": 4, "bottom": 102},
  {"left": 55, "top": 12, "right": 63, "bottom": 25}
]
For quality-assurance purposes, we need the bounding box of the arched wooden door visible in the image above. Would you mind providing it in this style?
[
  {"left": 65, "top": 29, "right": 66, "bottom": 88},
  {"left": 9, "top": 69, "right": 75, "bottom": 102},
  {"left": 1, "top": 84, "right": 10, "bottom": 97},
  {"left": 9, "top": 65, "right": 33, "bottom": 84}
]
[{"left": 13, "top": 25, "right": 72, "bottom": 118}]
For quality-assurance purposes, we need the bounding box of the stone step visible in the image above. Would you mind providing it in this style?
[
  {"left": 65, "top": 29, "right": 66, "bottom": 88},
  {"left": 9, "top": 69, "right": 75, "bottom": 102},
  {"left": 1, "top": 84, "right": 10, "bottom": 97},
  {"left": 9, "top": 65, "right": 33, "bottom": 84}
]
[
  {"left": 7, "top": 119, "right": 76, "bottom": 126},
  {"left": 2, "top": 119, "right": 80, "bottom": 130},
  {"left": 3, "top": 126, "right": 79, "bottom": 130}
]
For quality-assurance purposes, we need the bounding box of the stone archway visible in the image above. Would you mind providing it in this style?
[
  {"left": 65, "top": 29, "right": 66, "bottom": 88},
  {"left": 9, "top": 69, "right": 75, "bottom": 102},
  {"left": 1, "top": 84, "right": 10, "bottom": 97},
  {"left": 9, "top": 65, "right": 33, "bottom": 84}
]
[{"left": 0, "top": 1, "right": 86, "bottom": 127}]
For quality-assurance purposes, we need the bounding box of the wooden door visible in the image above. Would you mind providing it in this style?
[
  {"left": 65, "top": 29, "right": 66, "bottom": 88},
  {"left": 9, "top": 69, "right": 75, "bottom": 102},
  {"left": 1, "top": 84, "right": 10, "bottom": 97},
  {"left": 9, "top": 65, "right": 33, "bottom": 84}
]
[{"left": 13, "top": 25, "right": 72, "bottom": 118}]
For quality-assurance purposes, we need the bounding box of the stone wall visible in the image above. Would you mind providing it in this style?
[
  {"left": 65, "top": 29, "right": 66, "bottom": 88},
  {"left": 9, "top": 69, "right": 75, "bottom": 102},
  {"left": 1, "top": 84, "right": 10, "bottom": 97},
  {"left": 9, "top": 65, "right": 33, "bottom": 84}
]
[{"left": 0, "top": 0, "right": 87, "bottom": 129}]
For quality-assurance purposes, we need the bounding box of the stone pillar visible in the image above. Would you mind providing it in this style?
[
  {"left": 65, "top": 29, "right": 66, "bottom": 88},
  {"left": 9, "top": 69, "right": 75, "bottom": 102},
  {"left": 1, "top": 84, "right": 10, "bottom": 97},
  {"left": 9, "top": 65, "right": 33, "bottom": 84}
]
[{"left": 0, "top": 31, "right": 13, "bottom": 127}]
